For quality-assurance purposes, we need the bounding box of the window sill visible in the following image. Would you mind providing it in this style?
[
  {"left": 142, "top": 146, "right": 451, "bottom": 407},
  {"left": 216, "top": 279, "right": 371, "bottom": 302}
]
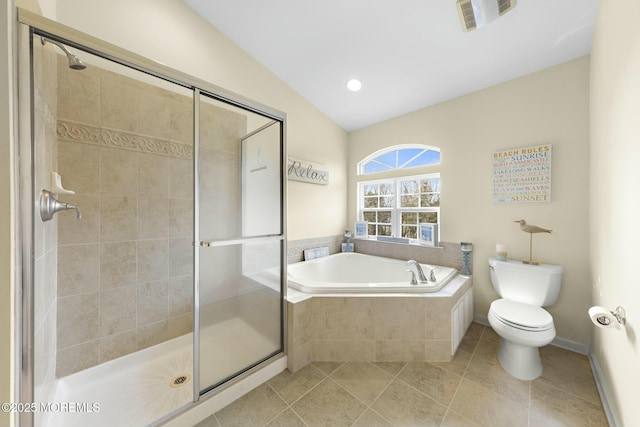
[{"left": 355, "top": 236, "right": 444, "bottom": 249}]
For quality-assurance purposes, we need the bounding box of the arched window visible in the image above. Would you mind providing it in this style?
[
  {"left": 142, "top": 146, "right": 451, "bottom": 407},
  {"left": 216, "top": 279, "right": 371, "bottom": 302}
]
[
  {"left": 358, "top": 145, "right": 440, "bottom": 175},
  {"left": 357, "top": 145, "right": 441, "bottom": 240}
]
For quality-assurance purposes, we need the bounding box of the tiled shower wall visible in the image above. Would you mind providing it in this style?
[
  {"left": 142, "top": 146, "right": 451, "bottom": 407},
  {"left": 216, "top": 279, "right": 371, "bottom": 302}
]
[{"left": 53, "top": 57, "right": 247, "bottom": 376}]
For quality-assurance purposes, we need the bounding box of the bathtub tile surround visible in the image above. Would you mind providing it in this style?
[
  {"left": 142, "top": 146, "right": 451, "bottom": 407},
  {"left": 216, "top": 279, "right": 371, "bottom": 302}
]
[
  {"left": 287, "top": 234, "right": 345, "bottom": 264},
  {"left": 286, "top": 235, "right": 471, "bottom": 273},
  {"left": 355, "top": 239, "right": 471, "bottom": 272},
  {"left": 286, "top": 275, "right": 472, "bottom": 372},
  {"left": 198, "top": 323, "right": 607, "bottom": 427}
]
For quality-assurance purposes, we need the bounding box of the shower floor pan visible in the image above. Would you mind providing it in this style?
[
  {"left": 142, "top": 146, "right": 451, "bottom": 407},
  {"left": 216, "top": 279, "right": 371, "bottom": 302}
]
[{"left": 46, "top": 317, "right": 278, "bottom": 427}]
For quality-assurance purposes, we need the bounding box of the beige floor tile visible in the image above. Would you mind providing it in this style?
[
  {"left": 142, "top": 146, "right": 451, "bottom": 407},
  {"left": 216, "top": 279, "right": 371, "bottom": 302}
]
[
  {"left": 530, "top": 380, "right": 608, "bottom": 427},
  {"left": 291, "top": 378, "right": 366, "bottom": 426},
  {"left": 268, "top": 365, "right": 325, "bottom": 404},
  {"left": 215, "top": 383, "right": 287, "bottom": 427},
  {"left": 464, "top": 355, "right": 530, "bottom": 406},
  {"left": 538, "top": 345, "right": 601, "bottom": 405},
  {"left": 352, "top": 409, "right": 392, "bottom": 427},
  {"left": 450, "top": 378, "right": 528, "bottom": 427},
  {"left": 371, "top": 379, "right": 447, "bottom": 426},
  {"left": 312, "top": 361, "right": 344, "bottom": 375},
  {"left": 330, "top": 362, "right": 394, "bottom": 405},
  {"left": 397, "top": 362, "right": 462, "bottom": 406},
  {"left": 470, "top": 337, "right": 500, "bottom": 363},
  {"left": 372, "top": 362, "right": 406, "bottom": 376},
  {"left": 265, "top": 409, "right": 305, "bottom": 427},
  {"left": 194, "top": 414, "right": 220, "bottom": 427},
  {"left": 457, "top": 333, "right": 480, "bottom": 354},
  {"left": 465, "top": 322, "right": 486, "bottom": 339},
  {"left": 480, "top": 326, "right": 501, "bottom": 343},
  {"left": 431, "top": 350, "right": 472, "bottom": 377},
  {"left": 441, "top": 409, "right": 481, "bottom": 427}
]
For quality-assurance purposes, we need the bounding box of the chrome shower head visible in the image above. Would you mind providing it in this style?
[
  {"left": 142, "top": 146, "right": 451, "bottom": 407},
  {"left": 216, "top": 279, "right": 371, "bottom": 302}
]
[{"left": 40, "top": 37, "right": 87, "bottom": 71}]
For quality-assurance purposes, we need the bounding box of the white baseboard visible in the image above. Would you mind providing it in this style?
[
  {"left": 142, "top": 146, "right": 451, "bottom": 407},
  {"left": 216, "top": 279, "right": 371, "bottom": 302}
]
[{"left": 589, "top": 351, "right": 621, "bottom": 427}]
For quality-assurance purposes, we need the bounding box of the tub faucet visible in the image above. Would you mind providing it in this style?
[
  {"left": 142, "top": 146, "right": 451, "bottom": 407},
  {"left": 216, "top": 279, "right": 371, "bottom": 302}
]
[{"left": 406, "top": 260, "right": 430, "bottom": 283}]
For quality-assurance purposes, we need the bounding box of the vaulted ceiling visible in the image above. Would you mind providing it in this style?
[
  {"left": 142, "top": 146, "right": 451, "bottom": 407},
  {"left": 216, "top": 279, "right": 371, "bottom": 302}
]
[{"left": 185, "top": 0, "right": 598, "bottom": 131}]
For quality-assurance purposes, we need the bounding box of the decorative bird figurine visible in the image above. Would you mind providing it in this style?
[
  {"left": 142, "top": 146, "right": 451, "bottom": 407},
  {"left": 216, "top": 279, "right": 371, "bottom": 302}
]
[
  {"left": 514, "top": 219, "right": 552, "bottom": 234},
  {"left": 514, "top": 220, "right": 552, "bottom": 265}
]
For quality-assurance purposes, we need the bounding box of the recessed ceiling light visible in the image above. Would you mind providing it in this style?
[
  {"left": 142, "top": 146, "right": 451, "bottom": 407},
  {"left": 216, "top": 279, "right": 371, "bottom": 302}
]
[{"left": 346, "top": 78, "right": 362, "bottom": 92}]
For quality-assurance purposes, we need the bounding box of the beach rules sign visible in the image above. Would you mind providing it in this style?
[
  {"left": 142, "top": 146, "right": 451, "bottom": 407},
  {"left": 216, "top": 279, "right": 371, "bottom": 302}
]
[{"left": 492, "top": 144, "right": 552, "bottom": 203}]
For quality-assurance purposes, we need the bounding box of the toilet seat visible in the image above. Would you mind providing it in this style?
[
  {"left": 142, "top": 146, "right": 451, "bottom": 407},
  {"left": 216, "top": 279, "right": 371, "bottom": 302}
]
[{"left": 489, "top": 299, "right": 553, "bottom": 332}]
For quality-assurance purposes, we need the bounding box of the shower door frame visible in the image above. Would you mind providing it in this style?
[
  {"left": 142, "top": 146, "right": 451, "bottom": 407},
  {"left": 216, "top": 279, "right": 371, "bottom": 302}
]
[{"left": 16, "top": 8, "right": 287, "bottom": 427}]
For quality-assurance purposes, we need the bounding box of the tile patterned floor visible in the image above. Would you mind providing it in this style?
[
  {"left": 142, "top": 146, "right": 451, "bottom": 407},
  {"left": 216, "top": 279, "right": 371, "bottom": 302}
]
[{"left": 195, "top": 323, "right": 609, "bottom": 427}]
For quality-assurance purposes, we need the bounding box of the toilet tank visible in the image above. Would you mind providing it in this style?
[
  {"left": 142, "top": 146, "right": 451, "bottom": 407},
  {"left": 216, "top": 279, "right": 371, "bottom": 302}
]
[{"left": 489, "top": 258, "right": 563, "bottom": 306}]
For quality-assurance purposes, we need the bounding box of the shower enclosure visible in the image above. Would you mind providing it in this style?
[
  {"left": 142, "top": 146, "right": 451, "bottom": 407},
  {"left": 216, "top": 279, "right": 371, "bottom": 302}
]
[{"left": 16, "top": 10, "right": 286, "bottom": 427}]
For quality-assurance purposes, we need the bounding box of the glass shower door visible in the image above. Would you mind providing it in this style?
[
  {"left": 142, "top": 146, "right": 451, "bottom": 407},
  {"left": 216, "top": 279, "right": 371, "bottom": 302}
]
[{"left": 196, "top": 92, "right": 284, "bottom": 393}]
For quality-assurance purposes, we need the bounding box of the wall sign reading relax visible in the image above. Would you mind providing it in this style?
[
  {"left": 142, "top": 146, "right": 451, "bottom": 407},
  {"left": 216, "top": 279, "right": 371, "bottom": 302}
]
[
  {"left": 492, "top": 144, "right": 552, "bottom": 203},
  {"left": 287, "top": 158, "right": 329, "bottom": 185}
]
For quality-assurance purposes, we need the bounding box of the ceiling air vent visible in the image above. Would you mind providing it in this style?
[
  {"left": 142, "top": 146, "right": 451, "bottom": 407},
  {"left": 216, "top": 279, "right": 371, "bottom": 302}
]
[
  {"left": 497, "top": 0, "right": 516, "bottom": 16},
  {"left": 456, "top": 0, "right": 477, "bottom": 32},
  {"left": 457, "top": 0, "right": 516, "bottom": 32}
]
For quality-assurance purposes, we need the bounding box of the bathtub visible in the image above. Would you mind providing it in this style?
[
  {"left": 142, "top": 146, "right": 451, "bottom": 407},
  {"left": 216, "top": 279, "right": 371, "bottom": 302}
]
[{"left": 287, "top": 252, "right": 458, "bottom": 294}]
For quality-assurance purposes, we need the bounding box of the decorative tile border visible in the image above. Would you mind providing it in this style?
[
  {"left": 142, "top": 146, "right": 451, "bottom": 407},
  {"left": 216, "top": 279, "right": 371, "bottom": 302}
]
[{"left": 57, "top": 120, "right": 238, "bottom": 166}]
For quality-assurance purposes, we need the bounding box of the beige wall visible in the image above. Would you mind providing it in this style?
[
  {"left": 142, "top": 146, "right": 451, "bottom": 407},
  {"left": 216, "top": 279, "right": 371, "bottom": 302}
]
[
  {"left": 349, "top": 57, "right": 592, "bottom": 345},
  {"left": 52, "top": 0, "right": 348, "bottom": 241},
  {"left": 590, "top": 1, "right": 640, "bottom": 425}
]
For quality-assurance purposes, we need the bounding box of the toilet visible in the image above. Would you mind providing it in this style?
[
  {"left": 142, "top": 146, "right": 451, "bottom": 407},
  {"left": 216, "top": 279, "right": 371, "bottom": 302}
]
[{"left": 488, "top": 257, "right": 563, "bottom": 380}]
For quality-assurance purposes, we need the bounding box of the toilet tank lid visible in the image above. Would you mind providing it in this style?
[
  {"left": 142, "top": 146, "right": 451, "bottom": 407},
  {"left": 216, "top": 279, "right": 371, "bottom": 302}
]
[{"left": 489, "top": 257, "right": 563, "bottom": 274}]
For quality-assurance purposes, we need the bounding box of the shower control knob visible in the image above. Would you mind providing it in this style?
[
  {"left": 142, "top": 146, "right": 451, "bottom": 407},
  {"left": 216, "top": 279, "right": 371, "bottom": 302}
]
[{"left": 40, "top": 189, "right": 82, "bottom": 222}]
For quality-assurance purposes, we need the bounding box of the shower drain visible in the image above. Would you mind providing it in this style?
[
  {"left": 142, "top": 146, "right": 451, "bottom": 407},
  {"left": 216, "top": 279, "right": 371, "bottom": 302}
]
[{"left": 169, "top": 373, "right": 191, "bottom": 388}]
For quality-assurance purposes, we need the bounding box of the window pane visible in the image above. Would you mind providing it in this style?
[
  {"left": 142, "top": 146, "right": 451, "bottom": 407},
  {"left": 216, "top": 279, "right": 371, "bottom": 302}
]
[
  {"left": 359, "top": 146, "right": 440, "bottom": 175},
  {"left": 402, "top": 212, "right": 417, "bottom": 224},
  {"left": 378, "top": 211, "right": 392, "bottom": 223},
  {"left": 397, "top": 148, "right": 424, "bottom": 166},
  {"left": 363, "top": 212, "right": 376, "bottom": 222},
  {"left": 367, "top": 224, "right": 376, "bottom": 235},
  {"left": 402, "top": 225, "right": 417, "bottom": 239},
  {"left": 364, "top": 162, "right": 391, "bottom": 174},
  {"left": 420, "top": 193, "right": 440, "bottom": 207},
  {"left": 363, "top": 184, "right": 378, "bottom": 196},
  {"left": 420, "top": 178, "right": 440, "bottom": 193},
  {"left": 400, "top": 180, "right": 418, "bottom": 194},
  {"left": 405, "top": 150, "right": 440, "bottom": 168},
  {"left": 380, "top": 196, "right": 394, "bottom": 207},
  {"left": 401, "top": 195, "right": 419, "bottom": 207},
  {"left": 375, "top": 151, "right": 397, "bottom": 168},
  {"left": 419, "top": 212, "right": 438, "bottom": 223},
  {"left": 364, "top": 197, "right": 379, "bottom": 208},
  {"left": 380, "top": 183, "right": 394, "bottom": 195},
  {"left": 378, "top": 225, "right": 391, "bottom": 236}
]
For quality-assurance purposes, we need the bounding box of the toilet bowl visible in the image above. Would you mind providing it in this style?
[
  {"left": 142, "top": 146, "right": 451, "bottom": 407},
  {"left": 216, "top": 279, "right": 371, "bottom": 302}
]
[
  {"left": 488, "top": 258, "right": 563, "bottom": 380},
  {"left": 488, "top": 299, "right": 556, "bottom": 380}
]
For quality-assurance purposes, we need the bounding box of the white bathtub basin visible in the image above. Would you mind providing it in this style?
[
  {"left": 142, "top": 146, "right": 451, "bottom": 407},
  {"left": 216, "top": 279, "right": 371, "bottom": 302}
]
[{"left": 287, "top": 252, "right": 458, "bottom": 294}]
